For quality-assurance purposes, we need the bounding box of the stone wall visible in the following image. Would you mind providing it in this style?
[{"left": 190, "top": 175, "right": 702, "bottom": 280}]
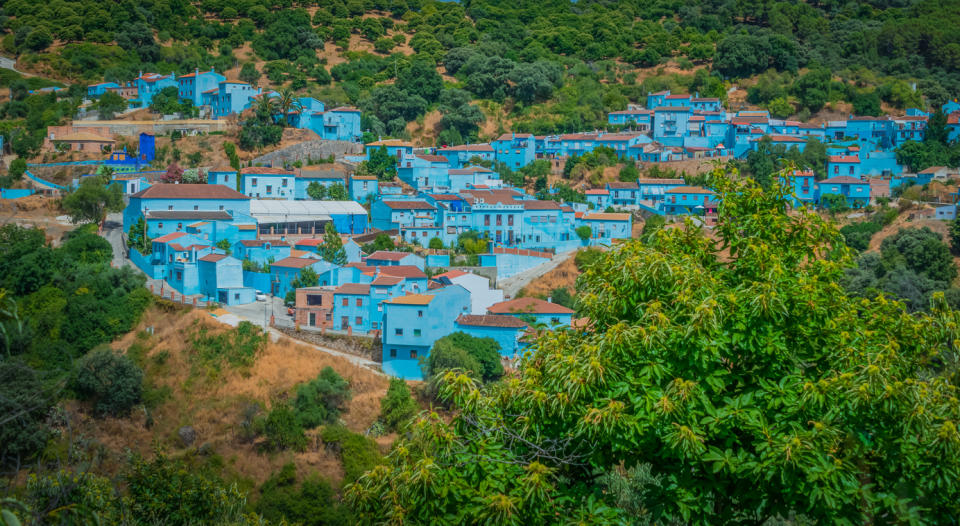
[
  {"left": 252, "top": 140, "right": 363, "bottom": 167},
  {"left": 273, "top": 325, "right": 382, "bottom": 362}
]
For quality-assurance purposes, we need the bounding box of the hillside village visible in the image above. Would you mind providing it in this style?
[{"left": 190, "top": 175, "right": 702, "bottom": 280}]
[
  {"left": 5, "top": 0, "right": 960, "bottom": 522},
  {"left": 5, "top": 68, "right": 960, "bottom": 381}
]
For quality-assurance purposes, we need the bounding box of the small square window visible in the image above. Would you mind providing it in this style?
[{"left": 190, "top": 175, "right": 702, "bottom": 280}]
[
  {"left": 342, "top": 298, "right": 349, "bottom": 306},
  {"left": 355, "top": 316, "right": 362, "bottom": 325},
  {"left": 417, "top": 310, "right": 423, "bottom": 318},
  {"left": 413, "top": 329, "right": 421, "bottom": 337},
  {"left": 410, "top": 350, "right": 417, "bottom": 359},
  {"left": 356, "top": 298, "right": 362, "bottom": 307},
  {"left": 395, "top": 328, "right": 403, "bottom": 336},
  {"left": 389, "top": 348, "right": 397, "bottom": 358}
]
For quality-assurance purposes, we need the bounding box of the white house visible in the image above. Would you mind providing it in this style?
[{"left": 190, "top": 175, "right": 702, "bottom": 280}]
[{"left": 433, "top": 270, "right": 504, "bottom": 315}]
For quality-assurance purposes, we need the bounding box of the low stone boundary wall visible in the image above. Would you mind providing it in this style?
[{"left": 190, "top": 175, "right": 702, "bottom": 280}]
[{"left": 273, "top": 325, "right": 382, "bottom": 362}]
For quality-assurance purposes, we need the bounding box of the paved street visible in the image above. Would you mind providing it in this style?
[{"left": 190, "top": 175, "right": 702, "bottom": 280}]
[{"left": 498, "top": 249, "right": 577, "bottom": 298}]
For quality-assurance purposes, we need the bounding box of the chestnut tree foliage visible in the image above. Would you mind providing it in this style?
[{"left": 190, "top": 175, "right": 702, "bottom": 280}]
[{"left": 346, "top": 170, "right": 960, "bottom": 524}]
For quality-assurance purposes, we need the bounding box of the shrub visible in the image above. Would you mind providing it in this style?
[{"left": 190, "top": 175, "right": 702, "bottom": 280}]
[
  {"left": 430, "top": 332, "right": 503, "bottom": 382},
  {"left": 576, "top": 225, "right": 592, "bottom": 241},
  {"left": 72, "top": 347, "right": 144, "bottom": 416},
  {"left": 294, "top": 366, "right": 351, "bottom": 429},
  {"left": 188, "top": 320, "right": 266, "bottom": 372},
  {"left": 574, "top": 247, "right": 604, "bottom": 271},
  {"left": 320, "top": 424, "right": 381, "bottom": 483},
  {"left": 257, "top": 463, "right": 353, "bottom": 524},
  {"left": 379, "top": 378, "right": 418, "bottom": 432},
  {"left": 256, "top": 400, "right": 308, "bottom": 452},
  {"left": 428, "top": 237, "right": 444, "bottom": 249},
  {"left": 427, "top": 344, "right": 481, "bottom": 378},
  {"left": 0, "top": 361, "right": 53, "bottom": 465}
]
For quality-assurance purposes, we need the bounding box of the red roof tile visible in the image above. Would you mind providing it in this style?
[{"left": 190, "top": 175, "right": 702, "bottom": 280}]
[
  {"left": 665, "top": 186, "right": 714, "bottom": 195},
  {"left": 488, "top": 297, "right": 574, "bottom": 315},
  {"left": 131, "top": 184, "right": 249, "bottom": 200},
  {"left": 240, "top": 166, "right": 296, "bottom": 175},
  {"left": 456, "top": 314, "right": 529, "bottom": 329},
  {"left": 415, "top": 154, "right": 449, "bottom": 163},
  {"left": 198, "top": 253, "right": 229, "bottom": 263},
  {"left": 335, "top": 283, "right": 370, "bottom": 295},
  {"left": 272, "top": 257, "right": 321, "bottom": 269},
  {"left": 153, "top": 232, "right": 188, "bottom": 243},
  {"left": 820, "top": 176, "right": 866, "bottom": 185},
  {"left": 828, "top": 155, "right": 859, "bottom": 163},
  {"left": 381, "top": 200, "right": 436, "bottom": 210},
  {"left": 371, "top": 275, "right": 403, "bottom": 286},
  {"left": 366, "top": 251, "right": 412, "bottom": 261},
  {"left": 438, "top": 144, "right": 494, "bottom": 152},
  {"left": 377, "top": 265, "right": 427, "bottom": 279}
]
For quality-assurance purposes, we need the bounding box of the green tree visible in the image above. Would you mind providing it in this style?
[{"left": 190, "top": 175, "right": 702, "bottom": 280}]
[
  {"left": 767, "top": 96, "right": 793, "bottom": 118},
  {"left": 326, "top": 183, "right": 349, "bottom": 200},
  {"left": 363, "top": 146, "right": 398, "bottom": 181},
  {"left": 294, "top": 366, "right": 351, "bottom": 429},
  {"left": 255, "top": 400, "right": 308, "bottom": 452},
  {"left": 320, "top": 223, "right": 346, "bottom": 265},
  {"left": 820, "top": 193, "right": 849, "bottom": 213},
  {"left": 72, "top": 347, "right": 144, "bottom": 417},
  {"left": 428, "top": 237, "right": 444, "bottom": 250},
  {"left": 215, "top": 239, "right": 231, "bottom": 256},
  {"left": 576, "top": 225, "right": 592, "bottom": 242},
  {"left": 429, "top": 332, "right": 503, "bottom": 383},
  {"left": 951, "top": 217, "right": 960, "bottom": 255},
  {"left": 378, "top": 377, "right": 418, "bottom": 432},
  {"left": 306, "top": 181, "right": 327, "bottom": 200},
  {"left": 61, "top": 175, "right": 124, "bottom": 229},
  {"left": 618, "top": 162, "right": 639, "bottom": 182},
  {"left": 0, "top": 360, "right": 55, "bottom": 466},
  {"left": 95, "top": 91, "right": 127, "bottom": 119},
  {"left": 239, "top": 62, "right": 260, "bottom": 84},
  {"left": 347, "top": 171, "right": 960, "bottom": 523},
  {"left": 256, "top": 463, "right": 352, "bottom": 525}
]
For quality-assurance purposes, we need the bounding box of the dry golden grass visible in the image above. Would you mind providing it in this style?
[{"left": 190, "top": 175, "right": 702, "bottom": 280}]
[{"left": 75, "top": 306, "right": 391, "bottom": 486}]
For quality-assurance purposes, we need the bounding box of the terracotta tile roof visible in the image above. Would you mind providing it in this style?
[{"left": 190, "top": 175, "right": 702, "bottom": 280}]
[
  {"left": 757, "top": 134, "right": 807, "bottom": 142},
  {"left": 585, "top": 189, "right": 609, "bottom": 195},
  {"left": 209, "top": 166, "right": 236, "bottom": 173},
  {"left": 653, "top": 106, "right": 691, "bottom": 112},
  {"left": 329, "top": 106, "right": 361, "bottom": 112},
  {"left": 495, "top": 133, "right": 534, "bottom": 141},
  {"left": 371, "top": 275, "right": 403, "bottom": 286},
  {"left": 237, "top": 224, "right": 257, "bottom": 230},
  {"left": 295, "top": 238, "right": 324, "bottom": 247},
  {"left": 240, "top": 166, "right": 296, "bottom": 175},
  {"left": 522, "top": 200, "right": 561, "bottom": 210},
  {"left": 198, "top": 253, "right": 228, "bottom": 263},
  {"left": 429, "top": 194, "right": 463, "bottom": 201},
  {"left": 132, "top": 184, "right": 249, "bottom": 200},
  {"left": 387, "top": 294, "right": 433, "bottom": 305},
  {"left": 381, "top": 200, "right": 436, "bottom": 210},
  {"left": 271, "top": 257, "right": 320, "bottom": 269},
  {"left": 450, "top": 166, "right": 494, "bottom": 175},
  {"left": 582, "top": 212, "right": 631, "bottom": 221},
  {"left": 188, "top": 222, "right": 209, "bottom": 227},
  {"left": 691, "top": 97, "right": 720, "bottom": 102},
  {"left": 378, "top": 265, "right": 427, "bottom": 279},
  {"left": 415, "top": 154, "right": 449, "bottom": 163},
  {"left": 820, "top": 176, "right": 867, "bottom": 185},
  {"left": 335, "top": 283, "right": 370, "bottom": 295},
  {"left": 239, "top": 239, "right": 288, "bottom": 247},
  {"left": 665, "top": 186, "right": 715, "bottom": 195},
  {"left": 828, "top": 155, "right": 860, "bottom": 163},
  {"left": 456, "top": 314, "right": 529, "bottom": 329},
  {"left": 459, "top": 189, "right": 523, "bottom": 206},
  {"left": 55, "top": 132, "right": 115, "bottom": 142},
  {"left": 488, "top": 297, "right": 574, "bottom": 315},
  {"left": 367, "top": 139, "right": 414, "bottom": 147},
  {"left": 918, "top": 166, "right": 947, "bottom": 174},
  {"left": 607, "top": 182, "right": 639, "bottom": 189},
  {"left": 666, "top": 94, "right": 691, "bottom": 99},
  {"left": 366, "top": 251, "right": 412, "bottom": 261},
  {"left": 438, "top": 144, "right": 494, "bottom": 152},
  {"left": 351, "top": 175, "right": 378, "bottom": 180},
  {"left": 152, "top": 232, "right": 187, "bottom": 243}
]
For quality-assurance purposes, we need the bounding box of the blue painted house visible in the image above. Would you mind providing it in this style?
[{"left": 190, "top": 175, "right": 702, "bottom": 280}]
[
  {"left": 240, "top": 167, "right": 298, "bottom": 199},
  {"left": 332, "top": 283, "right": 372, "bottom": 333},
  {"left": 397, "top": 154, "right": 451, "bottom": 191},
  {"left": 437, "top": 143, "right": 495, "bottom": 168},
  {"left": 454, "top": 314, "right": 529, "bottom": 358},
  {"left": 198, "top": 253, "right": 256, "bottom": 305},
  {"left": 637, "top": 178, "right": 685, "bottom": 203},
  {"left": 381, "top": 285, "right": 472, "bottom": 379},
  {"left": 208, "top": 167, "right": 239, "bottom": 190},
  {"left": 653, "top": 107, "right": 692, "bottom": 146},
  {"left": 816, "top": 176, "right": 870, "bottom": 208},
  {"left": 269, "top": 257, "right": 336, "bottom": 298},
  {"left": 123, "top": 184, "right": 252, "bottom": 242},
  {"left": 87, "top": 82, "right": 120, "bottom": 98},
  {"left": 608, "top": 107, "right": 652, "bottom": 129},
  {"left": 492, "top": 133, "right": 536, "bottom": 169},
  {"left": 371, "top": 199, "right": 439, "bottom": 230},
  {"left": 576, "top": 212, "right": 632, "bottom": 245},
  {"left": 307, "top": 107, "right": 362, "bottom": 142},
  {"left": 364, "top": 139, "right": 414, "bottom": 161},
  {"left": 780, "top": 170, "right": 816, "bottom": 207},
  {"left": 662, "top": 186, "right": 717, "bottom": 216},
  {"left": 827, "top": 155, "right": 862, "bottom": 179},
  {"left": 365, "top": 251, "right": 426, "bottom": 270},
  {"left": 487, "top": 297, "right": 573, "bottom": 328},
  {"left": 586, "top": 189, "right": 610, "bottom": 210},
  {"left": 134, "top": 72, "right": 177, "bottom": 108},
  {"left": 178, "top": 68, "right": 226, "bottom": 108},
  {"left": 295, "top": 166, "right": 348, "bottom": 200},
  {"left": 203, "top": 81, "right": 262, "bottom": 118},
  {"left": 349, "top": 175, "right": 378, "bottom": 203},
  {"left": 606, "top": 182, "right": 639, "bottom": 207},
  {"left": 233, "top": 239, "right": 291, "bottom": 265}
]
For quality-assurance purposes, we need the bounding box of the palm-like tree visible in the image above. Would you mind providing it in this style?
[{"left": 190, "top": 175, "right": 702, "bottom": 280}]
[
  {"left": 249, "top": 95, "right": 277, "bottom": 122},
  {"left": 275, "top": 88, "right": 302, "bottom": 127}
]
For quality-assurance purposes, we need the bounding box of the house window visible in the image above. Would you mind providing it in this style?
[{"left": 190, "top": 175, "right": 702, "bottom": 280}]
[
  {"left": 417, "top": 310, "right": 423, "bottom": 318},
  {"left": 410, "top": 350, "right": 417, "bottom": 359},
  {"left": 252, "top": 178, "right": 258, "bottom": 186},
  {"left": 389, "top": 348, "right": 397, "bottom": 358},
  {"left": 219, "top": 205, "right": 224, "bottom": 210},
  {"left": 356, "top": 298, "right": 362, "bottom": 307},
  {"left": 414, "top": 329, "right": 421, "bottom": 337},
  {"left": 266, "top": 185, "right": 272, "bottom": 193},
  {"left": 194, "top": 205, "right": 199, "bottom": 210},
  {"left": 496, "top": 214, "right": 502, "bottom": 226},
  {"left": 234, "top": 293, "right": 239, "bottom": 300},
  {"left": 484, "top": 214, "right": 490, "bottom": 226},
  {"left": 395, "top": 328, "right": 403, "bottom": 335},
  {"left": 158, "top": 222, "right": 163, "bottom": 229},
  {"left": 834, "top": 166, "right": 839, "bottom": 174},
  {"left": 225, "top": 175, "right": 229, "bottom": 182},
  {"left": 177, "top": 222, "right": 182, "bottom": 230},
  {"left": 849, "top": 166, "right": 854, "bottom": 175},
  {"left": 551, "top": 317, "right": 560, "bottom": 324},
  {"left": 508, "top": 215, "right": 514, "bottom": 226},
  {"left": 342, "top": 298, "right": 349, "bottom": 306},
  {"left": 168, "top": 205, "right": 173, "bottom": 210},
  {"left": 355, "top": 316, "right": 362, "bottom": 325},
  {"left": 176, "top": 271, "right": 182, "bottom": 280},
  {"left": 282, "top": 178, "right": 288, "bottom": 187}
]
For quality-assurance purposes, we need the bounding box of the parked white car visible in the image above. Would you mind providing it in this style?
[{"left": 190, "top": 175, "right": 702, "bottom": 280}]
[{"left": 255, "top": 291, "right": 267, "bottom": 302}]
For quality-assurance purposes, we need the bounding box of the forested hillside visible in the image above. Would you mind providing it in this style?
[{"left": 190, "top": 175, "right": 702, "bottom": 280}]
[{"left": 2, "top": 0, "right": 959, "bottom": 142}]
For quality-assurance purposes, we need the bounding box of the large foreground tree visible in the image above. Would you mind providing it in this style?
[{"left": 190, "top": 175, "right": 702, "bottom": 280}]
[{"left": 346, "top": 169, "right": 960, "bottom": 524}]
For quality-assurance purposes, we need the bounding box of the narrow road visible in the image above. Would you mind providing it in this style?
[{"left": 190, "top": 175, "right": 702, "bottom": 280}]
[{"left": 498, "top": 249, "right": 577, "bottom": 298}]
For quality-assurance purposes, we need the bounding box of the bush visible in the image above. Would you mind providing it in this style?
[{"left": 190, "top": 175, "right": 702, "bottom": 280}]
[
  {"left": 257, "top": 463, "right": 353, "bottom": 524},
  {"left": 379, "top": 378, "right": 418, "bottom": 432},
  {"left": 72, "top": 347, "right": 144, "bottom": 416},
  {"left": 576, "top": 225, "right": 592, "bottom": 241},
  {"left": 320, "top": 424, "right": 381, "bottom": 482},
  {"left": 256, "top": 400, "right": 308, "bottom": 452},
  {"left": 428, "top": 237, "right": 444, "bottom": 249},
  {"left": 294, "top": 366, "right": 351, "bottom": 429},
  {"left": 574, "top": 247, "right": 604, "bottom": 271},
  {"left": 430, "top": 332, "right": 503, "bottom": 383},
  {"left": 427, "top": 344, "right": 481, "bottom": 378},
  {"left": 0, "top": 361, "right": 53, "bottom": 465}
]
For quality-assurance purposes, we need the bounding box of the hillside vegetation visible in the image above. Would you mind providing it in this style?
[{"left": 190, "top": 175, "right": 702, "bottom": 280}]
[{"left": 1, "top": 0, "right": 959, "bottom": 150}]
